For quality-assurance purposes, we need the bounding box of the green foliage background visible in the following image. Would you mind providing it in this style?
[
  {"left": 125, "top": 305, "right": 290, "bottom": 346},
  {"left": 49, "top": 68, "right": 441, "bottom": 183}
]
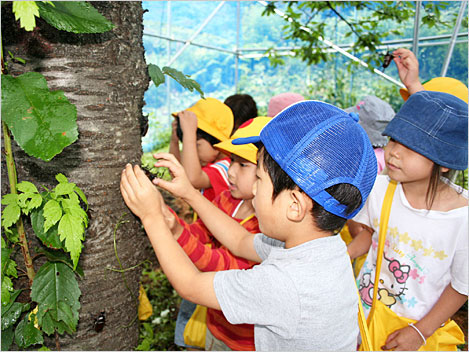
[{"left": 141, "top": 1, "right": 467, "bottom": 153}]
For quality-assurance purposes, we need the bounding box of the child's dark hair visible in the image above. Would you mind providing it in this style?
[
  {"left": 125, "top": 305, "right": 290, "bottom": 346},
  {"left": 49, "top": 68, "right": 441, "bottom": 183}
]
[
  {"left": 224, "top": 94, "right": 258, "bottom": 133},
  {"left": 259, "top": 146, "right": 362, "bottom": 233},
  {"left": 427, "top": 165, "right": 464, "bottom": 209},
  {"left": 175, "top": 117, "right": 220, "bottom": 146}
]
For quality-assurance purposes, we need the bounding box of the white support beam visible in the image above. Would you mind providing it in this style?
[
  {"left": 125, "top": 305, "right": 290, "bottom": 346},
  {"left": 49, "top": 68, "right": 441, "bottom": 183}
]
[
  {"left": 440, "top": 1, "right": 467, "bottom": 77},
  {"left": 166, "top": 2, "right": 226, "bottom": 67}
]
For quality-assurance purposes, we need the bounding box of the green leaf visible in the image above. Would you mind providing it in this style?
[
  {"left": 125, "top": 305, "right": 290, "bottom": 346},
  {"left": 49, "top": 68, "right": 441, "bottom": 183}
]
[
  {"left": 29, "top": 193, "right": 43, "bottom": 210},
  {"left": 34, "top": 248, "right": 84, "bottom": 277},
  {"left": 55, "top": 173, "right": 68, "bottom": 184},
  {"left": 31, "top": 208, "right": 65, "bottom": 250},
  {"left": 61, "top": 196, "right": 86, "bottom": 219},
  {"left": 38, "top": 345, "right": 51, "bottom": 351},
  {"left": 1, "top": 302, "right": 24, "bottom": 330},
  {"left": 17, "top": 181, "right": 39, "bottom": 194},
  {"left": 38, "top": 309, "right": 74, "bottom": 335},
  {"left": 37, "top": 1, "right": 114, "bottom": 34},
  {"left": 2, "top": 248, "right": 18, "bottom": 278},
  {"left": 1, "top": 276, "right": 14, "bottom": 309},
  {"left": 12, "top": 1, "right": 40, "bottom": 31},
  {"left": 2, "top": 193, "right": 19, "bottom": 206},
  {"left": 2, "top": 289, "right": 22, "bottom": 310},
  {"left": 8, "top": 50, "right": 26, "bottom": 64},
  {"left": 2, "top": 203, "right": 21, "bottom": 230},
  {"left": 4, "top": 227, "right": 20, "bottom": 244},
  {"left": 31, "top": 262, "right": 81, "bottom": 334},
  {"left": 73, "top": 186, "right": 88, "bottom": 210},
  {"left": 1, "top": 325, "right": 14, "bottom": 351},
  {"left": 1, "top": 72, "right": 78, "bottom": 162},
  {"left": 148, "top": 64, "right": 165, "bottom": 88},
  {"left": 136, "top": 338, "right": 151, "bottom": 351},
  {"left": 58, "top": 214, "right": 84, "bottom": 269},
  {"left": 15, "top": 314, "right": 44, "bottom": 348},
  {"left": 54, "top": 182, "right": 76, "bottom": 196},
  {"left": 17, "top": 192, "right": 42, "bottom": 215},
  {"left": 162, "top": 66, "right": 205, "bottom": 98},
  {"left": 42, "top": 199, "right": 62, "bottom": 233}
]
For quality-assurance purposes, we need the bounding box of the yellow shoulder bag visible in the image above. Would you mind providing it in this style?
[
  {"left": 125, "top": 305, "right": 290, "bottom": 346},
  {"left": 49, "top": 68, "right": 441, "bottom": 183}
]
[{"left": 360, "top": 180, "right": 465, "bottom": 351}]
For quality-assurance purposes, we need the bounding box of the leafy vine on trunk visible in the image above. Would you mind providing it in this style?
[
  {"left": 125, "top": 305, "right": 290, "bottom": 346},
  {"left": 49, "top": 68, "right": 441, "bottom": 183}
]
[{"left": 1, "top": 2, "right": 113, "bottom": 350}]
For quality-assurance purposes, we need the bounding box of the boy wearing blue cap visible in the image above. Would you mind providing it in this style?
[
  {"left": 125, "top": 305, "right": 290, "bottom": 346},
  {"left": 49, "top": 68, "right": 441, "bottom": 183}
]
[{"left": 120, "top": 101, "right": 378, "bottom": 350}]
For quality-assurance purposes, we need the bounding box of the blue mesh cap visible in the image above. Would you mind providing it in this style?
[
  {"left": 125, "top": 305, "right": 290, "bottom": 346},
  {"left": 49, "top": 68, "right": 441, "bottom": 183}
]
[
  {"left": 383, "top": 91, "right": 468, "bottom": 170},
  {"left": 233, "top": 100, "right": 377, "bottom": 219}
]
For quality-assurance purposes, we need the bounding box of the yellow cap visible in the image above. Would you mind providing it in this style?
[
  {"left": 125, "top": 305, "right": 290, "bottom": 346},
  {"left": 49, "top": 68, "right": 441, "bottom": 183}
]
[
  {"left": 172, "top": 97, "right": 234, "bottom": 142},
  {"left": 400, "top": 77, "right": 468, "bottom": 103},
  {"left": 214, "top": 116, "right": 272, "bottom": 164}
]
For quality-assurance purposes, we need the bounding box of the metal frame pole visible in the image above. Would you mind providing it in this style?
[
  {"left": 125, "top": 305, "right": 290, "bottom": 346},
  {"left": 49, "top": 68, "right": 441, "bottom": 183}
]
[
  {"left": 440, "top": 1, "right": 467, "bottom": 77},
  {"left": 166, "top": 1, "right": 171, "bottom": 121},
  {"left": 235, "top": 1, "right": 240, "bottom": 92},
  {"left": 412, "top": 1, "right": 421, "bottom": 56},
  {"left": 166, "top": 2, "right": 226, "bottom": 67}
]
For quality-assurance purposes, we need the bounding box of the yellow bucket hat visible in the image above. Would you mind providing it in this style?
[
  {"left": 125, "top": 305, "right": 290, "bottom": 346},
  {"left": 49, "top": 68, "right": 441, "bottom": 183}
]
[
  {"left": 214, "top": 116, "right": 272, "bottom": 164},
  {"left": 399, "top": 77, "right": 468, "bottom": 103},
  {"left": 172, "top": 97, "right": 234, "bottom": 142}
]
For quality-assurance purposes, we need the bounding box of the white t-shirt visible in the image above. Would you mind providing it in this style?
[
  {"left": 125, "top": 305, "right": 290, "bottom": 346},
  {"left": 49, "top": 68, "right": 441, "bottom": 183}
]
[
  {"left": 354, "top": 175, "right": 468, "bottom": 320},
  {"left": 214, "top": 234, "right": 358, "bottom": 351}
]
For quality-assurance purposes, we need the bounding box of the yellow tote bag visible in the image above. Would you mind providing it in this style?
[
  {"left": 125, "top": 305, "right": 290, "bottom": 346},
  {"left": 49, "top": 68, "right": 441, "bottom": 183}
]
[
  {"left": 360, "top": 180, "right": 465, "bottom": 351},
  {"left": 365, "top": 300, "right": 464, "bottom": 351},
  {"left": 183, "top": 304, "right": 207, "bottom": 348}
]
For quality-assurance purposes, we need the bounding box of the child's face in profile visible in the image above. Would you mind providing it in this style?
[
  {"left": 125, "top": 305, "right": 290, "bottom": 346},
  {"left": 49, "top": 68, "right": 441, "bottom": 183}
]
[
  {"left": 384, "top": 139, "right": 436, "bottom": 183},
  {"left": 252, "top": 157, "right": 283, "bottom": 238},
  {"left": 227, "top": 155, "right": 257, "bottom": 200},
  {"left": 196, "top": 138, "right": 219, "bottom": 166}
]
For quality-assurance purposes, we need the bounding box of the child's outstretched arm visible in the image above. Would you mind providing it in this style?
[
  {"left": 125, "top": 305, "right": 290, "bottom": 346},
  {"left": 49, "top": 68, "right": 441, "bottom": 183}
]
[
  {"left": 382, "top": 284, "right": 467, "bottom": 351},
  {"left": 346, "top": 221, "right": 373, "bottom": 259},
  {"left": 178, "top": 110, "right": 212, "bottom": 189},
  {"left": 393, "top": 48, "right": 425, "bottom": 95},
  {"left": 153, "top": 152, "right": 262, "bottom": 263},
  {"left": 120, "top": 163, "right": 220, "bottom": 310}
]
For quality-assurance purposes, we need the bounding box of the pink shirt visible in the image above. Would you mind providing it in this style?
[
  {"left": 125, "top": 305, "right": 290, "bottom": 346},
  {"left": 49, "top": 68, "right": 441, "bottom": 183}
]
[{"left": 374, "top": 148, "right": 385, "bottom": 174}]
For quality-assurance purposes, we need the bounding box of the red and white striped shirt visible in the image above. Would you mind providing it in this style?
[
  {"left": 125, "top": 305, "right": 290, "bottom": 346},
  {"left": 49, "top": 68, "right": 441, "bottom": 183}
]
[
  {"left": 172, "top": 189, "right": 259, "bottom": 350},
  {"left": 201, "top": 157, "right": 230, "bottom": 202}
]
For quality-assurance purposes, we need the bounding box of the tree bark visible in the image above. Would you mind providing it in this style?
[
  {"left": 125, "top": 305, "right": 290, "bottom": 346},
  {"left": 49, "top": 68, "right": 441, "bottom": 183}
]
[{"left": 1, "top": 2, "right": 151, "bottom": 350}]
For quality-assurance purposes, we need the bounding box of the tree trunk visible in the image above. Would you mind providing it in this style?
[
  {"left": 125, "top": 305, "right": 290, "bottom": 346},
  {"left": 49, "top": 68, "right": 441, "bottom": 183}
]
[{"left": 1, "top": 2, "right": 151, "bottom": 350}]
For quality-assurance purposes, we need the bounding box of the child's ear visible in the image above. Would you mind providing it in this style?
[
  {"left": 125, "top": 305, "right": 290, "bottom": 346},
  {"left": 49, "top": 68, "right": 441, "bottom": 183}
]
[{"left": 286, "top": 190, "right": 312, "bottom": 222}]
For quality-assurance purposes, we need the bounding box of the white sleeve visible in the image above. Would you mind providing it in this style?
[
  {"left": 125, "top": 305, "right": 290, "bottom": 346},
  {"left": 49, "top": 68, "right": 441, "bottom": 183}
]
[
  {"left": 450, "top": 228, "right": 468, "bottom": 295},
  {"left": 213, "top": 264, "right": 299, "bottom": 338},
  {"left": 253, "top": 233, "right": 285, "bottom": 261}
]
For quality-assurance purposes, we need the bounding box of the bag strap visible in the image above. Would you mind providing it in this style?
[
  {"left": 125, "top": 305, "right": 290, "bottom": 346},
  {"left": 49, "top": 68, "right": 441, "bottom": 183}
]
[
  {"left": 357, "top": 277, "right": 373, "bottom": 351},
  {"left": 368, "top": 180, "right": 397, "bottom": 321}
]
